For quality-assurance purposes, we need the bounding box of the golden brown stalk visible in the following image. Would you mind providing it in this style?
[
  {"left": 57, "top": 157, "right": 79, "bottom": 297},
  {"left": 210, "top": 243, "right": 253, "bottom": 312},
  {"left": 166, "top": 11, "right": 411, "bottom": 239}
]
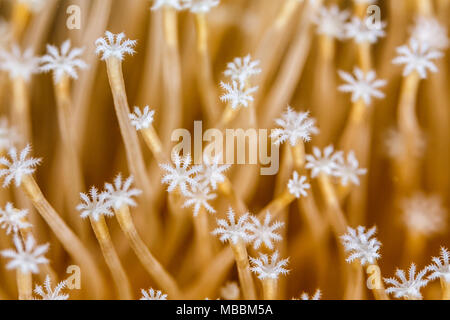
[
  {"left": 12, "top": 77, "right": 32, "bottom": 143},
  {"left": 16, "top": 269, "right": 32, "bottom": 300},
  {"left": 441, "top": 279, "right": 450, "bottom": 300},
  {"left": 396, "top": 71, "right": 422, "bottom": 191},
  {"left": 193, "top": 207, "right": 213, "bottom": 268},
  {"left": 105, "top": 57, "right": 153, "bottom": 197},
  {"left": 104, "top": 56, "right": 159, "bottom": 240},
  {"left": 114, "top": 204, "right": 181, "bottom": 299},
  {"left": 53, "top": 74, "right": 88, "bottom": 240},
  {"left": 218, "top": 178, "right": 248, "bottom": 214},
  {"left": 140, "top": 124, "right": 165, "bottom": 163},
  {"left": 317, "top": 173, "right": 348, "bottom": 235},
  {"left": 262, "top": 278, "right": 277, "bottom": 300},
  {"left": 260, "top": 0, "right": 321, "bottom": 128},
  {"left": 365, "top": 264, "right": 389, "bottom": 300},
  {"left": 161, "top": 6, "right": 183, "bottom": 149},
  {"left": 11, "top": 2, "right": 31, "bottom": 40},
  {"left": 416, "top": 0, "right": 434, "bottom": 15},
  {"left": 230, "top": 240, "right": 256, "bottom": 300},
  {"left": 275, "top": 0, "right": 301, "bottom": 29},
  {"left": 20, "top": 174, "right": 105, "bottom": 299},
  {"left": 89, "top": 215, "right": 132, "bottom": 300},
  {"left": 194, "top": 12, "right": 220, "bottom": 123}
]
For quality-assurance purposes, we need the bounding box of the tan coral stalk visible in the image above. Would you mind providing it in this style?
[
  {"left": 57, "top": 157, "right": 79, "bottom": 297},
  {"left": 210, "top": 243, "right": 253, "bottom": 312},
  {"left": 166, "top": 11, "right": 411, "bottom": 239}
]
[
  {"left": 161, "top": 6, "right": 183, "bottom": 148},
  {"left": 114, "top": 204, "right": 181, "bottom": 299},
  {"left": 317, "top": 173, "right": 348, "bottom": 235},
  {"left": 194, "top": 12, "right": 220, "bottom": 123},
  {"left": 193, "top": 207, "right": 213, "bottom": 268},
  {"left": 230, "top": 239, "right": 256, "bottom": 300},
  {"left": 53, "top": 74, "right": 88, "bottom": 240},
  {"left": 262, "top": 278, "right": 277, "bottom": 300},
  {"left": 11, "top": 2, "right": 31, "bottom": 40},
  {"left": 441, "top": 279, "right": 450, "bottom": 300},
  {"left": 16, "top": 269, "right": 31, "bottom": 300},
  {"left": 20, "top": 174, "right": 105, "bottom": 298},
  {"left": 12, "top": 77, "right": 31, "bottom": 143},
  {"left": 365, "top": 263, "right": 389, "bottom": 300},
  {"left": 89, "top": 215, "right": 132, "bottom": 300},
  {"left": 105, "top": 57, "right": 153, "bottom": 197}
]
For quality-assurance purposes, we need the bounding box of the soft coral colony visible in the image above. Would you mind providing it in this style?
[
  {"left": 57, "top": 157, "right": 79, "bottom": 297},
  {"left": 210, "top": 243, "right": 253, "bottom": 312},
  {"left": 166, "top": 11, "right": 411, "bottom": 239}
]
[{"left": 0, "top": 0, "right": 448, "bottom": 301}]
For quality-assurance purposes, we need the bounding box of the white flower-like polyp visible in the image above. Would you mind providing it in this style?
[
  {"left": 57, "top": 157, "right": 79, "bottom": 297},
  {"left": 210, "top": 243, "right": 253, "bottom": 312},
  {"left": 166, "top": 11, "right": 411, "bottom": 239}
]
[
  {"left": 220, "top": 81, "right": 258, "bottom": 110},
  {"left": 104, "top": 174, "right": 142, "bottom": 210},
  {"left": 427, "top": 247, "right": 450, "bottom": 284},
  {"left": 129, "top": 106, "right": 155, "bottom": 131},
  {"left": 271, "top": 107, "right": 319, "bottom": 146},
  {"left": 384, "top": 263, "right": 428, "bottom": 300},
  {"left": 140, "top": 288, "right": 168, "bottom": 300},
  {"left": 95, "top": 31, "right": 137, "bottom": 61},
  {"left": 338, "top": 67, "right": 386, "bottom": 105},
  {"left": 248, "top": 212, "right": 284, "bottom": 250},
  {"left": 223, "top": 54, "right": 261, "bottom": 85},
  {"left": 392, "top": 38, "right": 443, "bottom": 79},
  {"left": 211, "top": 207, "right": 252, "bottom": 244},
  {"left": 77, "top": 187, "right": 114, "bottom": 221},
  {"left": 0, "top": 202, "right": 31, "bottom": 235},
  {"left": 1, "top": 234, "right": 48, "bottom": 274},
  {"left": 40, "top": 39, "right": 88, "bottom": 83},
  {"left": 305, "top": 145, "right": 343, "bottom": 178},
  {"left": 34, "top": 275, "right": 69, "bottom": 300},
  {"left": 340, "top": 226, "right": 381, "bottom": 266},
  {"left": 0, "top": 144, "right": 41, "bottom": 188},
  {"left": 250, "top": 251, "right": 289, "bottom": 280},
  {"left": 287, "top": 171, "right": 310, "bottom": 198}
]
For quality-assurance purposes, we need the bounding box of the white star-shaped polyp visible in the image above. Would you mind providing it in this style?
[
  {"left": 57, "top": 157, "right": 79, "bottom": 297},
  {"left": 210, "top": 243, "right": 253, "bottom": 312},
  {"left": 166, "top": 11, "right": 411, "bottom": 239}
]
[
  {"left": 40, "top": 39, "right": 88, "bottom": 83},
  {"left": 338, "top": 68, "right": 386, "bottom": 105},
  {"left": 427, "top": 247, "right": 450, "bottom": 283},
  {"left": 196, "top": 154, "right": 231, "bottom": 190},
  {"left": 0, "top": 202, "right": 31, "bottom": 235},
  {"left": 334, "top": 151, "right": 367, "bottom": 186},
  {"left": 287, "top": 171, "right": 310, "bottom": 198},
  {"left": 248, "top": 212, "right": 284, "bottom": 250},
  {"left": 183, "top": 183, "right": 216, "bottom": 216},
  {"left": 34, "top": 275, "right": 69, "bottom": 300},
  {"left": 344, "top": 16, "right": 386, "bottom": 44},
  {"left": 140, "top": 288, "right": 168, "bottom": 300},
  {"left": 160, "top": 152, "right": 201, "bottom": 194},
  {"left": 0, "top": 144, "right": 41, "bottom": 187},
  {"left": 223, "top": 54, "right": 261, "bottom": 85},
  {"left": 1, "top": 235, "right": 49, "bottom": 274},
  {"left": 211, "top": 207, "right": 252, "bottom": 244},
  {"left": 401, "top": 193, "right": 447, "bottom": 236},
  {"left": 392, "top": 38, "right": 443, "bottom": 79},
  {"left": 312, "top": 5, "right": 349, "bottom": 39},
  {"left": 340, "top": 226, "right": 381, "bottom": 266},
  {"left": 104, "top": 174, "right": 142, "bottom": 210},
  {"left": 129, "top": 106, "right": 155, "bottom": 130},
  {"left": 95, "top": 31, "right": 136, "bottom": 61},
  {"left": 384, "top": 263, "right": 429, "bottom": 300},
  {"left": 76, "top": 187, "right": 114, "bottom": 221},
  {"left": 271, "top": 107, "right": 319, "bottom": 147},
  {"left": 0, "top": 45, "right": 40, "bottom": 82},
  {"left": 410, "top": 16, "right": 449, "bottom": 51},
  {"left": 249, "top": 251, "right": 290, "bottom": 280},
  {"left": 220, "top": 81, "right": 258, "bottom": 110},
  {"left": 305, "top": 145, "right": 343, "bottom": 178}
]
